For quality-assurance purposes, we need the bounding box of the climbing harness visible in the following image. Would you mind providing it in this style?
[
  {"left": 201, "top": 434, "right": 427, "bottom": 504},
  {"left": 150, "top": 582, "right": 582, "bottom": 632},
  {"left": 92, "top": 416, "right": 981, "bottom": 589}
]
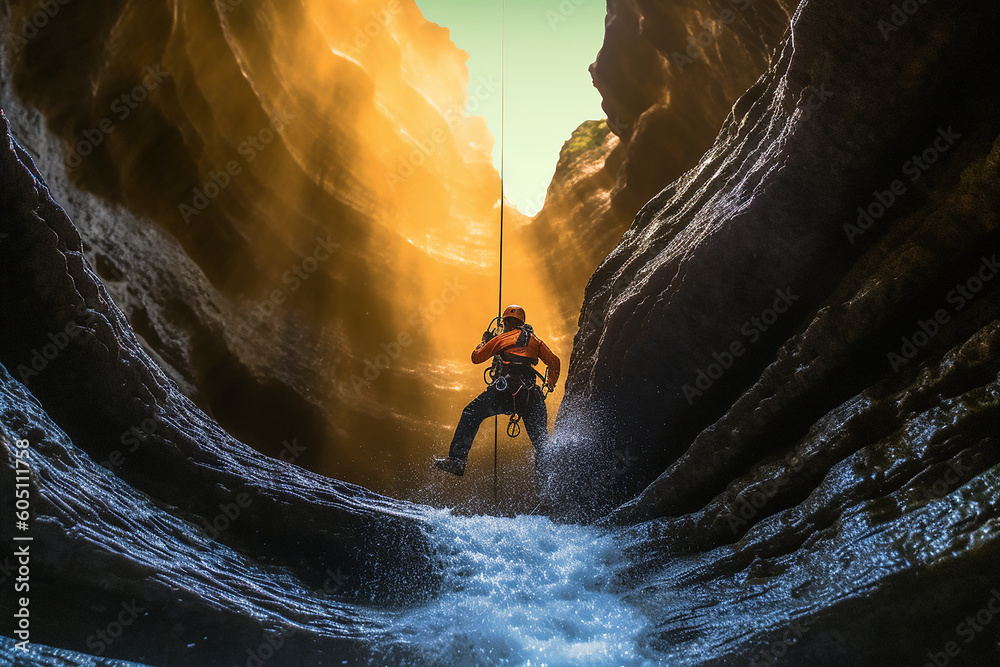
[{"left": 482, "top": 321, "right": 550, "bottom": 440}]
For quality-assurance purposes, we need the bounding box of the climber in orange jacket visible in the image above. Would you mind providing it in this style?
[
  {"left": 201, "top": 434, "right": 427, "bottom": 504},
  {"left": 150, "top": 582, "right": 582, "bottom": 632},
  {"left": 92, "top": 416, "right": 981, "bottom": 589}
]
[{"left": 434, "top": 304, "right": 560, "bottom": 476}]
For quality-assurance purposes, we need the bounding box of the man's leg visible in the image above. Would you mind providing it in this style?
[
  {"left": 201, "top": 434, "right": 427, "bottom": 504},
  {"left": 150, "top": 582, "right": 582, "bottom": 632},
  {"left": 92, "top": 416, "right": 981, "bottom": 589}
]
[
  {"left": 521, "top": 387, "right": 549, "bottom": 474},
  {"left": 448, "top": 387, "right": 507, "bottom": 461}
]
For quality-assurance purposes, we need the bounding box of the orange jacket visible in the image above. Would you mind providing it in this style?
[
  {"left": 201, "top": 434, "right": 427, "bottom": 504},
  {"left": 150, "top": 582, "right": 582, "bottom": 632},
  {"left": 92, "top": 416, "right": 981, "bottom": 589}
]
[{"left": 472, "top": 329, "right": 561, "bottom": 387}]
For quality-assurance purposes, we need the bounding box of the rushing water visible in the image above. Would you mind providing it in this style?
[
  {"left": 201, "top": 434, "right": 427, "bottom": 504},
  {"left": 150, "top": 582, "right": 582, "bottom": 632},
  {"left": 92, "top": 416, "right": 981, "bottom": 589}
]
[{"left": 379, "top": 509, "right": 653, "bottom": 666}]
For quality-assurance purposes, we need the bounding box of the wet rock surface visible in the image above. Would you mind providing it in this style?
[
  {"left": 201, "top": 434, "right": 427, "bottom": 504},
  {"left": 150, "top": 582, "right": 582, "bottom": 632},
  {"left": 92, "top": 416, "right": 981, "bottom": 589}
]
[
  {"left": 544, "top": 0, "right": 1000, "bottom": 663},
  {"left": 1, "top": 0, "right": 999, "bottom": 664},
  {"left": 551, "top": 0, "right": 1000, "bottom": 515},
  {"left": 0, "top": 113, "right": 438, "bottom": 662},
  {"left": 527, "top": 0, "right": 794, "bottom": 328}
]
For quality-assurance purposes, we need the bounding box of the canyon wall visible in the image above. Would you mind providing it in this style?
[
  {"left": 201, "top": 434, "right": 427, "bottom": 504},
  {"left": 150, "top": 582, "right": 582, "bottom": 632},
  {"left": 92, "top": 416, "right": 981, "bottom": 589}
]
[
  {"left": 544, "top": 0, "right": 1000, "bottom": 662},
  {"left": 0, "top": 110, "right": 437, "bottom": 663},
  {"left": 528, "top": 0, "right": 795, "bottom": 324},
  {"left": 0, "top": 0, "right": 568, "bottom": 509},
  {"left": 548, "top": 0, "right": 1000, "bottom": 517}
]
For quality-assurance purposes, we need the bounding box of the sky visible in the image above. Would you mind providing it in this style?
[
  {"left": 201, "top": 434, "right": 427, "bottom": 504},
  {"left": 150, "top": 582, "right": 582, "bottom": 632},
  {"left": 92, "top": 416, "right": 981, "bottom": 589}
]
[{"left": 415, "top": 0, "right": 607, "bottom": 215}]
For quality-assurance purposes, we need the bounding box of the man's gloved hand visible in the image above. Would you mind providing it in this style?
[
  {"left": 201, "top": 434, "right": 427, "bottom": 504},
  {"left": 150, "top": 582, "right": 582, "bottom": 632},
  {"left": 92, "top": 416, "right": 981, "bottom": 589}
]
[{"left": 482, "top": 330, "right": 496, "bottom": 343}]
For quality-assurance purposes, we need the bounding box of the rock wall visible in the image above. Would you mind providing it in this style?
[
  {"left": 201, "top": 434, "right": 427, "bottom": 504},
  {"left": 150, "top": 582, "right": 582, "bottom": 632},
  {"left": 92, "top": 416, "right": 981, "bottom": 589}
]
[
  {"left": 549, "top": 0, "right": 1000, "bottom": 515},
  {"left": 0, "top": 114, "right": 438, "bottom": 662},
  {"left": 545, "top": 0, "right": 1000, "bottom": 661},
  {"left": 526, "top": 0, "right": 794, "bottom": 327},
  {"left": 3, "top": 0, "right": 1000, "bottom": 663}
]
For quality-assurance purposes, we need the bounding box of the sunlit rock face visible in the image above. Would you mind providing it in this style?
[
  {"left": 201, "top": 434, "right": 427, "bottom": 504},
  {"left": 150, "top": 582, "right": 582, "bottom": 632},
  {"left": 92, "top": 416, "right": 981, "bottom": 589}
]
[
  {"left": 524, "top": 120, "right": 622, "bottom": 326},
  {"left": 3, "top": 0, "right": 1000, "bottom": 662},
  {"left": 0, "top": 0, "right": 564, "bottom": 508}
]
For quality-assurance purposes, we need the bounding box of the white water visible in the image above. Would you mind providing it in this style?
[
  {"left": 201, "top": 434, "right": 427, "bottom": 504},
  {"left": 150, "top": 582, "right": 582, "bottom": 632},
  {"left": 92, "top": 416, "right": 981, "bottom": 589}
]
[{"left": 382, "top": 509, "right": 653, "bottom": 666}]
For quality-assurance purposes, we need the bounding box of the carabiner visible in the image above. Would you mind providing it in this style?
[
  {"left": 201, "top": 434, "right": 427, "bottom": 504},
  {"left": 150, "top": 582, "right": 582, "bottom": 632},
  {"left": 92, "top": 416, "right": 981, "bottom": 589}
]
[{"left": 507, "top": 413, "right": 521, "bottom": 438}]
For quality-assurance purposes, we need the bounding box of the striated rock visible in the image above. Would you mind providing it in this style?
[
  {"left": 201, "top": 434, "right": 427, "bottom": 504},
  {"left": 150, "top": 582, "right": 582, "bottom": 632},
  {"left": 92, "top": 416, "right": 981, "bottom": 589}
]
[
  {"left": 523, "top": 119, "right": 622, "bottom": 324},
  {"left": 614, "top": 323, "right": 1000, "bottom": 664},
  {"left": 0, "top": 371, "right": 390, "bottom": 664},
  {"left": 526, "top": 0, "right": 794, "bottom": 375},
  {"left": 592, "top": 0, "right": 794, "bottom": 217},
  {"left": 3, "top": 0, "right": 1000, "bottom": 663},
  {"left": 0, "top": 112, "right": 439, "bottom": 662},
  {"left": 551, "top": 0, "right": 1000, "bottom": 515},
  {"left": 1, "top": 637, "right": 153, "bottom": 666},
  {"left": 542, "top": 0, "right": 1000, "bottom": 662}
]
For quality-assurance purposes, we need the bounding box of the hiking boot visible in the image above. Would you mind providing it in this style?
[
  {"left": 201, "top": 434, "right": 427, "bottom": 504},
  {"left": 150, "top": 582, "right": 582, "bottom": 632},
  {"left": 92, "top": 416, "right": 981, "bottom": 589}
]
[{"left": 433, "top": 456, "right": 466, "bottom": 476}]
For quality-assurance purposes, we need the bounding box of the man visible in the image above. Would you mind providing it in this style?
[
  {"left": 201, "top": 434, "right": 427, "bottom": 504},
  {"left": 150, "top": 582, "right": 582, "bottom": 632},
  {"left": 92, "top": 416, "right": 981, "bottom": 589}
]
[{"left": 434, "top": 304, "right": 560, "bottom": 476}]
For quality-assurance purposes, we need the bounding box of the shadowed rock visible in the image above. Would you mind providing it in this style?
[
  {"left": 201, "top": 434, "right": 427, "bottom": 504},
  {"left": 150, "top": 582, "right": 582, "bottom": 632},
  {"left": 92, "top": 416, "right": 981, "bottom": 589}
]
[
  {"left": 539, "top": 0, "right": 1000, "bottom": 662},
  {"left": 550, "top": 0, "right": 1000, "bottom": 517}
]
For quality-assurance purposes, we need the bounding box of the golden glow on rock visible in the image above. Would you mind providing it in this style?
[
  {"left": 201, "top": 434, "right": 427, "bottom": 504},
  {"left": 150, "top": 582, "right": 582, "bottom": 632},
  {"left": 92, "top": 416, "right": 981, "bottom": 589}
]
[
  {"left": 218, "top": 0, "right": 574, "bottom": 508},
  {"left": 6, "top": 0, "right": 576, "bottom": 511}
]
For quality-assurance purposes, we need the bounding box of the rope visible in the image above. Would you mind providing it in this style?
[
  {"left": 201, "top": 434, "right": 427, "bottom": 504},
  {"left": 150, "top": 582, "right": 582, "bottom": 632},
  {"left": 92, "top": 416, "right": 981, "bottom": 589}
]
[{"left": 494, "top": 0, "right": 505, "bottom": 510}]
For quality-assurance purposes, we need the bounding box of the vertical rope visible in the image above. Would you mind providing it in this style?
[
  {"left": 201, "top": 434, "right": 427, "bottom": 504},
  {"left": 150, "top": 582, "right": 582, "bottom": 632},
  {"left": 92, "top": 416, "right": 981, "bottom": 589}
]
[{"left": 494, "top": 0, "right": 505, "bottom": 510}]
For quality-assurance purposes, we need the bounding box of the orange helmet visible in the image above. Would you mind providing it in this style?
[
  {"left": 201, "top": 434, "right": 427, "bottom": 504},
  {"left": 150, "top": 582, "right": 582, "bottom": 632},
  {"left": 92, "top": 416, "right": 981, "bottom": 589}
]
[{"left": 502, "top": 304, "right": 526, "bottom": 323}]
